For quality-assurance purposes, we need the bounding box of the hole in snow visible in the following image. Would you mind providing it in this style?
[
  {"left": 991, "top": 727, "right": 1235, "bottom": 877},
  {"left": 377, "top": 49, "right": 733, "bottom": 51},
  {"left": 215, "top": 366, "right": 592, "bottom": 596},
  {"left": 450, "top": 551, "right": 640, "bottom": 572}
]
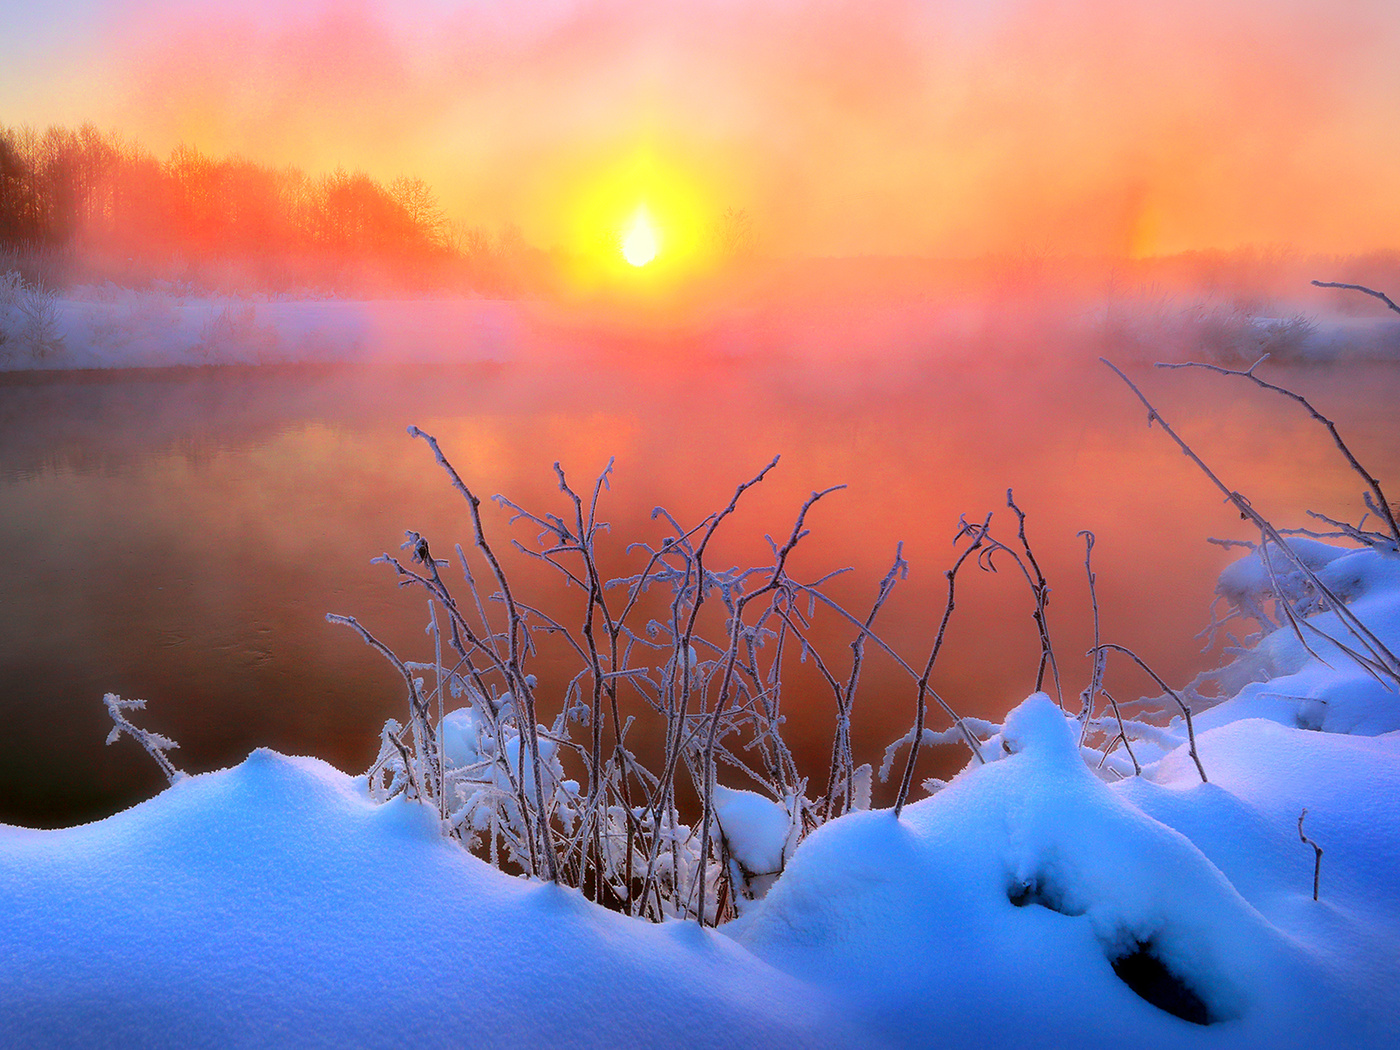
[
  {"left": 1110, "top": 941, "right": 1217, "bottom": 1026},
  {"left": 1006, "top": 877, "right": 1084, "bottom": 916}
]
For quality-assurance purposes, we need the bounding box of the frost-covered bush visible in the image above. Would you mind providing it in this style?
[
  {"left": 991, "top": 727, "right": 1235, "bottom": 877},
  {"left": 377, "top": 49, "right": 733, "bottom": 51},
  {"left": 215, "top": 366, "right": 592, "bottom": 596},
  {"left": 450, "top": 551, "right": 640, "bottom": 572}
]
[
  {"left": 196, "top": 303, "right": 281, "bottom": 363},
  {"left": 326, "top": 408, "right": 1254, "bottom": 923},
  {"left": 878, "top": 355, "right": 1400, "bottom": 787},
  {"left": 327, "top": 432, "right": 1113, "bottom": 923},
  {"left": 315, "top": 426, "right": 1202, "bottom": 920},
  {"left": 329, "top": 443, "right": 896, "bottom": 923},
  {"left": 1090, "top": 356, "right": 1400, "bottom": 758},
  {"left": 0, "top": 271, "right": 65, "bottom": 362},
  {"left": 1097, "top": 294, "right": 1317, "bottom": 364}
]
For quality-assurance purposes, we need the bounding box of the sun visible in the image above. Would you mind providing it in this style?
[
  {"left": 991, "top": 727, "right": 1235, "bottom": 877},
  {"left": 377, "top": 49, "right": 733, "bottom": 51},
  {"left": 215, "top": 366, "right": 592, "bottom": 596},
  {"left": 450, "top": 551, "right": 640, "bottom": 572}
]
[{"left": 621, "top": 205, "right": 658, "bottom": 267}]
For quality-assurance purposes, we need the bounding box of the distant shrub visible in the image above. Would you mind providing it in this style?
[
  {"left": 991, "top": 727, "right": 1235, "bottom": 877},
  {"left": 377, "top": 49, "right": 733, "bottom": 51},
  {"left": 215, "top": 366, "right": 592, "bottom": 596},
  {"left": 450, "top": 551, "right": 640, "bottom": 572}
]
[{"left": 0, "top": 271, "right": 65, "bottom": 363}]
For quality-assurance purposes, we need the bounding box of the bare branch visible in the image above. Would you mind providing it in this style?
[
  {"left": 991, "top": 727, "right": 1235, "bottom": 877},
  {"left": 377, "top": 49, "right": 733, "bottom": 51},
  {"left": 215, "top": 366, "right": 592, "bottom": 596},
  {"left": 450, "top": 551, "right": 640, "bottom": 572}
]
[
  {"left": 1311, "top": 279, "right": 1400, "bottom": 317},
  {"left": 1157, "top": 355, "right": 1400, "bottom": 549},
  {"left": 1092, "top": 642, "right": 1206, "bottom": 783}
]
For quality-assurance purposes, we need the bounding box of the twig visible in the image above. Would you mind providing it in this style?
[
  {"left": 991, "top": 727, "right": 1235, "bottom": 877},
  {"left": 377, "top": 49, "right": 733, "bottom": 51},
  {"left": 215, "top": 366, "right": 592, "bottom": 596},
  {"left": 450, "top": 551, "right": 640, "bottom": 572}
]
[
  {"left": 1158, "top": 354, "right": 1400, "bottom": 548},
  {"left": 1077, "top": 531, "right": 1105, "bottom": 746},
  {"left": 1007, "top": 490, "right": 1063, "bottom": 707},
  {"left": 1298, "top": 808, "right": 1324, "bottom": 902},
  {"left": 102, "top": 694, "right": 183, "bottom": 785},
  {"left": 1098, "top": 688, "right": 1140, "bottom": 776},
  {"left": 1311, "top": 279, "right": 1400, "bottom": 317},
  {"left": 894, "top": 514, "right": 991, "bottom": 817},
  {"left": 826, "top": 544, "right": 907, "bottom": 819},
  {"left": 326, "top": 613, "right": 444, "bottom": 796},
  {"left": 1091, "top": 642, "right": 1207, "bottom": 783}
]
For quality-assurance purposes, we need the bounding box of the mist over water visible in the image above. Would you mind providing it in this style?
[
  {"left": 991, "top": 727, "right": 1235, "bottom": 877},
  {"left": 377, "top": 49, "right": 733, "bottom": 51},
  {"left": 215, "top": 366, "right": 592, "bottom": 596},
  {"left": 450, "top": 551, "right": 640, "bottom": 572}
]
[{"left": 2, "top": 334, "right": 1397, "bottom": 827}]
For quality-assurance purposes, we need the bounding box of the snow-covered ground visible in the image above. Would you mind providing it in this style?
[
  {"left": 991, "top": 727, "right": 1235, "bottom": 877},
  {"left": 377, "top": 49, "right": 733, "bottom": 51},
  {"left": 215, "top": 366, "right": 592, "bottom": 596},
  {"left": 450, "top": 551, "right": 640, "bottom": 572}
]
[
  {"left": 0, "top": 279, "right": 522, "bottom": 369},
  {"left": 3, "top": 532, "right": 1399, "bottom": 1047},
  {"left": 3, "top": 275, "right": 1398, "bottom": 371}
]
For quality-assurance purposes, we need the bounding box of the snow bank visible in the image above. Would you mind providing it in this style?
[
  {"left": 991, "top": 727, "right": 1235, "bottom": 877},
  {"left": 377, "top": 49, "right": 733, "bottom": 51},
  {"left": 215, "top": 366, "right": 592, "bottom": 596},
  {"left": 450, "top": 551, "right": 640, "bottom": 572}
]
[
  {"left": 730, "top": 694, "right": 1399, "bottom": 1047},
  {"left": 6, "top": 701, "right": 1398, "bottom": 1045},
  {"left": 0, "top": 284, "right": 523, "bottom": 370},
  {"left": 0, "top": 749, "right": 863, "bottom": 1049},
  {"left": 3, "top": 279, "right": 1396, "bottom": 372}
]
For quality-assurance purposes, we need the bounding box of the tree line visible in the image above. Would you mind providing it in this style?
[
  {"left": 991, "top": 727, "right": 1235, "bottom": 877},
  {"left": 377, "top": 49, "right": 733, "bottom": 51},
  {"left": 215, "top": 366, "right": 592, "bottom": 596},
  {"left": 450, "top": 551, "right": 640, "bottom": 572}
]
[{"left": 0, "top": 123, "right": 534, "bottom": 293}]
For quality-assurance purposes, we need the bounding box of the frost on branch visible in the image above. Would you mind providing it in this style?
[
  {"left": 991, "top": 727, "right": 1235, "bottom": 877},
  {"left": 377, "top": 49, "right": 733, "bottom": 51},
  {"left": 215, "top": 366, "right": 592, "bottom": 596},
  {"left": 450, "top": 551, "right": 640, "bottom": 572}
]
[{"left": 103, "top": 693, "right": 184, "bottom": 785}]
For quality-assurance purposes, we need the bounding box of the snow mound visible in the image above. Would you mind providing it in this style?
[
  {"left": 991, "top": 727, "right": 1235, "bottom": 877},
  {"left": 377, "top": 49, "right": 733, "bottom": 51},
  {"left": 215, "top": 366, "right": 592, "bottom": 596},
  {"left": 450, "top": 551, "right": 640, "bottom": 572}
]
[
  {"left": 729, "top": 694, "right": 1397, "bottom": 1047},
  {"left": 0, "top": 749, "right": 863, "bottom": 1049},
  {"left": 712, "top": 785, "right": 799, "bottom": 902}
]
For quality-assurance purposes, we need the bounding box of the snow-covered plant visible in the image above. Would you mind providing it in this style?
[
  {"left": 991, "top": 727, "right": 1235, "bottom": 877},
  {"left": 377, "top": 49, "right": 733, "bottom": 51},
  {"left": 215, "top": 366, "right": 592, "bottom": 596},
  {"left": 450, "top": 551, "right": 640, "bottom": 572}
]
[
  {"left": 334, "top": 423, "right": 1204, "bottom": 920},
  {"left": 1097, "top": 293, "right": 1318, "bottom": 366},
  {"left": 1118, "top": 356, "right": 1400, "bottom": 689},
  {"left": 0, "top": 271, "right": 64, "bottom": 362},
  {"left": 330, "top": 431, "right": 993, "bottom": 924},
  {"left": 0, "top": 270, "right": 21, "bottom": 311},
  {"left": 1086, "top": 348, "right": 1400, "bottom": 758},
  {"left": 17, "top": 279, "right": 63, "bottom": 360},
  {"left": 327, "top": 333, "right": 1399, "bottom": 922},
  {"left": 196, "top": 304, "right": 280, "bottom": 363}
]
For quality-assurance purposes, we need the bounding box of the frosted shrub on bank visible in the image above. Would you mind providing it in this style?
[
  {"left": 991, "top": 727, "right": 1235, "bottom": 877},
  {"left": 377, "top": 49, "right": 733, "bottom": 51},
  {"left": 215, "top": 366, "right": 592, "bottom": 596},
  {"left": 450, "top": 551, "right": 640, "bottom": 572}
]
[
  {"left": 0, "top": 270, "right": 64, "bottom": 362},
  {"left": 195, "top": 303, "right": 281, "bottom": 363},
  {"left": 328, "top": 446, "right": 887, "bottom": 924},
  {"left": 1096, "top": 293, "right": 1319, "bottom": 363}
]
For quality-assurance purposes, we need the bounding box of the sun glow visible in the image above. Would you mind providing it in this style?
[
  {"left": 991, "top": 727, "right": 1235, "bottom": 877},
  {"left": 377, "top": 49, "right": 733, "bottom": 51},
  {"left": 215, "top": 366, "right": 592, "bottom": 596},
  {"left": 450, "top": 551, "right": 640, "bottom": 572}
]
[
  {"left": 559, "top": 150, "right": 720, "bottom": 291},
  {"left": 621, "top": 206, "right": 658, "bottom": 267}
]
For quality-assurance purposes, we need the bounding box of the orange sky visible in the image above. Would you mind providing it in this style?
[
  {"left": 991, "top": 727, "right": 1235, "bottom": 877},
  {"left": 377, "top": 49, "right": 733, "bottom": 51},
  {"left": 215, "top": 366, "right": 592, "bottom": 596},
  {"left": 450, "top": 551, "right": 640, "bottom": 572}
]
[{"left": 8, "top": 0, "right": 1400, "bottom": 258}]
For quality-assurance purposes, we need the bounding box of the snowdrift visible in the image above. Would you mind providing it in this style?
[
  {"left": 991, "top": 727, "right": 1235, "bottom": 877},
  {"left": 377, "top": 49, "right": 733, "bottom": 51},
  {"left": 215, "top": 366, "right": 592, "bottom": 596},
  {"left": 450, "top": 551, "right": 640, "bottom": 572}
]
[
  {"left": 0, "top": 749, "right": 864, "bottom": 1049},
  {"left": 4, "top": 698, "right": 1396, "bottom": 1047}
]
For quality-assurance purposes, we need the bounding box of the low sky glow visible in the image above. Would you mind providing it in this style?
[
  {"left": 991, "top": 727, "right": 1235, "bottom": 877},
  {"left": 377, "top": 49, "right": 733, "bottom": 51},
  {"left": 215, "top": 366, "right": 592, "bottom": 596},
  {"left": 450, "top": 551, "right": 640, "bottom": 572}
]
[{"left": 5, "top": 0, "right": 1400, "bottom": 258}]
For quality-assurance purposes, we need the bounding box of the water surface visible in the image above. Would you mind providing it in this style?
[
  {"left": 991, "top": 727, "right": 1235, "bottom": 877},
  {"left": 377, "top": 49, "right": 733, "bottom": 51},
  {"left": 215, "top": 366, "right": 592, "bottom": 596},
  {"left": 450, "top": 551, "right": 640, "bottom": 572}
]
[{"left": 2, "top": 350, "right": 1396, "bottom": 826}]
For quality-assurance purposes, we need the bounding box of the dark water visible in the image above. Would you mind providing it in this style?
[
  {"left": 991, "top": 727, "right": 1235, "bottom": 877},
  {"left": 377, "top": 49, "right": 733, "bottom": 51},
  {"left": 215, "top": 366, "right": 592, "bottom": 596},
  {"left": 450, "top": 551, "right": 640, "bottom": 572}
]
[{"left": 2, "top": 350, "right": 1397, "bottom": 827}]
